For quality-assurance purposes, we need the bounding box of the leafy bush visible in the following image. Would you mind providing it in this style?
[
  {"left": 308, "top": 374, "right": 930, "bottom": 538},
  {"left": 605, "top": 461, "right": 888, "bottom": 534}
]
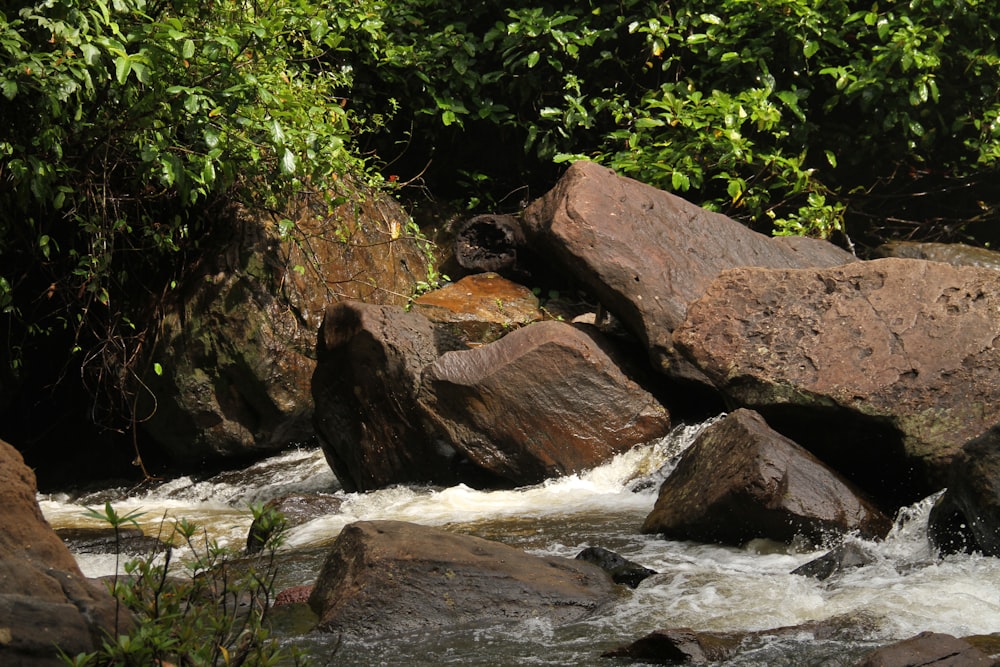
[
  {"left": 63, "top": 503, "right": 299, "bottom": 667},
  {"left": 352, "top": 0, "right": 1000, "bottom": 243},
  {"left": 0, "top": 0, "right": 377, "bottom": 428}
]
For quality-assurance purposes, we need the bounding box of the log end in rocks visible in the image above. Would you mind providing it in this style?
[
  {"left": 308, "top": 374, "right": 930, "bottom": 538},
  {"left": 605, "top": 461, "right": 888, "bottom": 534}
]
[{"left": 454, "top": 214, "right": 526, "bottom": 275}]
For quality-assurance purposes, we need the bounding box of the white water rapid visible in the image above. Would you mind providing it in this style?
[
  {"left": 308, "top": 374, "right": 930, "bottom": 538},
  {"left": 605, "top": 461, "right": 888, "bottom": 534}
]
[{"left": 38, "top": 418, "right": 1000, "bottom": 666}]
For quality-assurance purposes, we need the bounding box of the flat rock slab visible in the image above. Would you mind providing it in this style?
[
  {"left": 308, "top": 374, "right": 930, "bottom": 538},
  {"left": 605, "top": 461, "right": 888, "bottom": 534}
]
[
  {"left": 674, "top": 257, "right": 1000, "bottom": 493},
  {"left": 522, "top": 161, "right": 853, "bottom": 376},
  {"left": 641, "top": 409, "right": 891, "bottom": 546},
  {"left": 308, "top": 520, "right": 616, "bottom": 638}
]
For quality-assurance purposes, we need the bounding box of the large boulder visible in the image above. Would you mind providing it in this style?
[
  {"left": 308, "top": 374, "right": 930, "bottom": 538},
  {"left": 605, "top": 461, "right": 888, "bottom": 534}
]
[
  {"left": 312, "top": 301, "right": 465, "bottom": 492},
  {"left": 141, "top": 182, "right": 431, "bottom": 467},
  {"left": 928, "top": 424, "right": 1000, "bottom": 556},
  {"left": 521, "top": 161, "right": 853, "bottom": 378},
  {"left": 0, "top": 438, "right": 124, "bottom": 665},
  {"left": 307, "top": 520, "right": 615, "bottom": 638},
  {"left": 673, "top": 257, "right": 1000, "bottom": 501},
  {"left": 418, "top": 319, "right": 671, "bottom": 485},
  {"left": 641, "top": 410, "right": 891, "bottom": 546}
]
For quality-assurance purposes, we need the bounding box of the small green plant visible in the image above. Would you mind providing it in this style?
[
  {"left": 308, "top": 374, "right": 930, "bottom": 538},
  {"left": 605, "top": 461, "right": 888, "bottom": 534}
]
[{"left": 63, "top": 504, "right": 301, "bottom": 667}]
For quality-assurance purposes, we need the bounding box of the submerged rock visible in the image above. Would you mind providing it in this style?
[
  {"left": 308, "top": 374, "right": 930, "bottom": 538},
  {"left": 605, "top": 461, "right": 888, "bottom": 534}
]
[
  {"left": 641, "top": 409, "right": 891, "bottom": 546},
  {"left": 575, "top": 546, "right": 657, "bottom": 589},
  {"left": 674, "top": 257, "right": 1000, "bottom": 501},
  {"left": 792, "top": 541, "right": 879, "bottom": 580},
  {"left": 521, "top": 160, "right": 853, "bottom": 379},
  {"left": 606, "top": 615, "right": 879, "bottom": 665},
  {"left": 308, "top": 520, "right": 615, "bottom": 638}
]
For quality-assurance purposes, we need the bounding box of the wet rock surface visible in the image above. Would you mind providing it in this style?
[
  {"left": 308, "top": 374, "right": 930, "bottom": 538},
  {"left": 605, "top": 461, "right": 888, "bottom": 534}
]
[
  {"left": 308, "top": 520, "right": 616, "bottom": 638},
  {"left": 575, "top": 546, "right": 657, "bottom": 588},
  {"left": 641, "top": 409, "right": 891, "bottom": 546}
]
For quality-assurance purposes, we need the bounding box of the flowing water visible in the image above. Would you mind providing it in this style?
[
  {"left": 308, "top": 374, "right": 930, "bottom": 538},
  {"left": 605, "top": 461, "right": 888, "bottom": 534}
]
[{"left": 39, "top": 418, "right": 1000, "bottom": 666}]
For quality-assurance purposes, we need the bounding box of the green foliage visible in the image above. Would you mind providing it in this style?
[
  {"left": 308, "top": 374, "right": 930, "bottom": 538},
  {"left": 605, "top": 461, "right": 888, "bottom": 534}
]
[
  {"left": 63, "top": 505, "right": 299, "bottom": 667},
  {"left": 351, "top": 0, "right": 1000, "bottom": 241},
  {"left": 0, "top": 0, "right": 377, "bottom": 424}
]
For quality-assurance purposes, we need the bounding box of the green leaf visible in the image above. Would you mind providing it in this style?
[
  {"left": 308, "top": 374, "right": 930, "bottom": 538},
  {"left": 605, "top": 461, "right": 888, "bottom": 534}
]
[
  {"left": 182, "top": 39, "right": 195, "bottom": 59},
  {"left": 280, "top": 148, "right": 296, "bottom": 175},
  {"left": 114, "top": 55, "right": 131, "bottom": 84},
  {"left": 153, "top": 362, "right": 163, "bottom": 376},
  {"left": 526, "top": 50, "right": 540, "bottom": 68}
]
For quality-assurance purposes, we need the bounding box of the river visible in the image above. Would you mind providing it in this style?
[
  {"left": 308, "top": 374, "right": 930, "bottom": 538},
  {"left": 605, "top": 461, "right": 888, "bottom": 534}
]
[{"left": 38, "top": 418, "right": 1000, "bottom": 666}]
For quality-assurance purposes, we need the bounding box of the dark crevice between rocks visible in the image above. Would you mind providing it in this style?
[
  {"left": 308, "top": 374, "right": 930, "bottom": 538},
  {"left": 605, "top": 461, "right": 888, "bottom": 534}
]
[{"left": 751, "top": 404, "right": 925, "bottom": 514}]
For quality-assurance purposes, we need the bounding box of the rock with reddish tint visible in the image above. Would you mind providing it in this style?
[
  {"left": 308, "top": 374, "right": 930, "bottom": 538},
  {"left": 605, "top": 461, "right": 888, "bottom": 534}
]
[
  {"left": 412, "top": 272, "right": 544, "bottom": 345},
  {"left": 308, "top": 520, "right": 615, "bottom": 638},
  {"left": 418, "top": 320, "right": 671, "bottom": 485},
  {"left": 852, "top": 632, "right": 994, "bottom": 667},
  {"left": 275, "top": 585, "right": 314, "bottom": 606},
  {"left": 641, "top": 410, "right": 891, "bottom": 546},
  {"left": 312, "top": 301, "right": 466, "bottom": 492},
  {"left": 521, "top": 161, "right": 853, "bottom": 378},
  {"left": 929, "top": 423, "right": 1000, "bottom": 556},
  {"left": 142, "top": 182, "right": 432, "bottom": 466},
  {"left": 0, "top": 438, "right": 126, "bottom": 665},
  {"left": 673, "top": 257, "right": 1000, "bottom": 498}
]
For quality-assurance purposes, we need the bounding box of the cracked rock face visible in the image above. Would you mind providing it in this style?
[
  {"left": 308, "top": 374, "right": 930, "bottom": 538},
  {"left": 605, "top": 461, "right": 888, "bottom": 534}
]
[{"left": 673, "top": 257, "right": 1000, "bottom": 500}]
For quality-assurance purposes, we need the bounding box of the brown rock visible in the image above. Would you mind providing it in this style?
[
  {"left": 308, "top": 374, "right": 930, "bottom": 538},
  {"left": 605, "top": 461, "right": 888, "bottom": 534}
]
[
  {"left": 522, "top": 161, "right": 853, "bottom": 378},
  {"left": 412, "top": 272, "right": 544, "bottom": 345},
  {"left": 641, "top": 410, "right": 891, "bottom": 546},
  {"left": 853, "top": 631, "right": 994, "bottom": 667},
  {"left": 419, "top": 320, "right": 671, "bottom": 485},
  {"left": 308, "top": 520, "right": 615, "bottom": 638},
  {"left": 674, "top": 257, "right": 1000, "bottom": 499},
  {"left": 0, "top": 438, "right": 125, "bottom": 665},
  {"left": 141, "top": 181, "right": 431, "bottom": 466},
  {"left": 311, "top": 301, "right": 465, "bottom": 492}
]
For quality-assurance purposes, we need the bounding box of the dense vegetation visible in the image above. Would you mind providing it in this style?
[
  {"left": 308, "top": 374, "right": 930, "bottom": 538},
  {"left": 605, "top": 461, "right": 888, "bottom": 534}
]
[{"left": 2, "top": 0, "right": 999, "bottom": 470}]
